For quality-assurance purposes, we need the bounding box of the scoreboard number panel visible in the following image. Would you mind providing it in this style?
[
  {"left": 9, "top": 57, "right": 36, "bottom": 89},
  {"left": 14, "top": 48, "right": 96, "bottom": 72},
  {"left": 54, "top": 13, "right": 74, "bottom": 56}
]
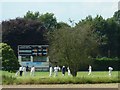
[{"left": 18, "top": 45, "right": 48, "bottom": 56}]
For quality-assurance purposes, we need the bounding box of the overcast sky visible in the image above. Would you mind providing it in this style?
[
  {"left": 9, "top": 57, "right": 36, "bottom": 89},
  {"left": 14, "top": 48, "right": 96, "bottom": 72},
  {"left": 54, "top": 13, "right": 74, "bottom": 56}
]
[{"left": 0, "top": 0, "right": 119, "bottom": 24}]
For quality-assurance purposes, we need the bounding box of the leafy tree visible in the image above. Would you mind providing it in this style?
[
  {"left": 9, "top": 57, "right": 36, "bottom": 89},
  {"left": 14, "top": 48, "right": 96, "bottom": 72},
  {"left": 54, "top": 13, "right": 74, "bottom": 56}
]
[
  {"left": 106, "top": 17, "right": 120, "bottom": 57},
  {"left": 24, "top": 11, "right": 40, "bottom": 20},
  {"left": 57, "top": 22, "right": 71, "bottom": 29},
  {"left": 24, "top": 11, "right": 57, "bottom": 31},
  {"left": 112, "top": 10, "right": 120, "bottom": 57},
  {"left": 49, "top": 24, "right": 98, "bottom": 77},
  {"left": 92, "top": 15, "right": 108, "bottom": 56},
  {"left": 113, "top": 10, "right": 120, "bottom": 23},
  {"left": 77, "top": 15, "right": 93, "bottom": 27},
  {"left": 39, "top": 12, "right": 57, "bottom": 31},
  {"left": 0, "top": 43, "right": 20, "bottom": 72},
  {"left": 77, "top": 15, "right": 119, "bottom": 57}
]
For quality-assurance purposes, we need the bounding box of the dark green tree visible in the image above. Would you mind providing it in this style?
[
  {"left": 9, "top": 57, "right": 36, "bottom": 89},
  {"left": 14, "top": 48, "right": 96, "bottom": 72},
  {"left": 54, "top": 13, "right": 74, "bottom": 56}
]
[
  {"left": 39, "top": 13, "right": 57, "bottom": 31},
  {"left": 24, "top": 11, "right": 57, "bottom": 31},
  {"left": 24, "top": 11, "right": 40, "bottom": 20},
  {"left": 113, "top": 10, "right": 120, "bottom": 23},
  {"left": 57, "top": 22, "right": 71, "bottom": 29},
  {"left": 77, "top": 11, "right": 120, "bottom": 58},
  {"left": 0, "top": 43, "right": 20, "bottom": 72},
  {"left": 106, "top": 17, "right": 120, "bottom": 57}
]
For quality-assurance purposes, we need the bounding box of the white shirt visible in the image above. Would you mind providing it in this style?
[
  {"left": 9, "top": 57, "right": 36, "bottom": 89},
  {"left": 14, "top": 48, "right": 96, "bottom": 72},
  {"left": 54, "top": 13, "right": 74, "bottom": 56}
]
[
  {"left": 108, "top": 67, "right": 113, "bottom": 71},
  {"left": 19, "top": 67, "right": 23, "bottom": 71},
  {"left": 54, "top": 67, "right": 59, "bottom": 72},
  {"left": 89, "top": 66, "right": 92, "bottom": 70},
  {"left": 50, "top": 67, "right": 53, "bottom": 72},
  {"left": 23, "top": 67, "right": 26, "bottom": 72},
  {"left": 31, "top": 67, "right": 35, "bottom": 72}
]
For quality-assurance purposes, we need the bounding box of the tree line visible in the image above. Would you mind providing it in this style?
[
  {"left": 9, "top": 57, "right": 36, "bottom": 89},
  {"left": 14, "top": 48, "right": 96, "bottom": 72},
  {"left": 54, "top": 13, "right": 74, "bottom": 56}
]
[{"left": 2, "top": 10, "right": 120, "bottom": 58}]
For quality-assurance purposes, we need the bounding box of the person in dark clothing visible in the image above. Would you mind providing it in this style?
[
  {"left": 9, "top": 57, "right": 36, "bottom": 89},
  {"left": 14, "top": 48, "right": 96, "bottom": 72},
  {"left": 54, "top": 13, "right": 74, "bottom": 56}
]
[
  {"left": 26, "top": 66, "right": 29, "bottom": 72},
  {"left": 62, "top": 66, "right": 66, "bottom": 76}
]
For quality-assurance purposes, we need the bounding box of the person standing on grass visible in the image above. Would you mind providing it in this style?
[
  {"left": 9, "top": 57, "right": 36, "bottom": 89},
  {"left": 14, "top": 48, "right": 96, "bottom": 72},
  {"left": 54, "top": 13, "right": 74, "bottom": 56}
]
[
  {"left": 108, "top": 67, "right": 113, "bottom": 76},
  {"left": 19, "top": 66, "right": 24, "bottom": 76},
  {"left": 26, "top": 66, "right": 29, "bottom": 75},
  {"left": 67, "top": 67, "right": 71, "bottom": 76},
  {"left": 62, "top": 66, "right": 66, "bottom": 76},
  {"left": 30, "top": 66, "right": 35, "bottom": 76},
  {"left": 26, "top": 66, "right": 29, "bottom": 72},
  {"left": 54, "top": 65, "right": 60, "bottom": 77},
  {"left": 88, "top": 65, "right": 92, "bottom": 75},
  {"left": 49, "top": 66, "right": 53, "bottom": 77},
  {"left": 23, "top": 66, "right": 26, "bottom": 76}
]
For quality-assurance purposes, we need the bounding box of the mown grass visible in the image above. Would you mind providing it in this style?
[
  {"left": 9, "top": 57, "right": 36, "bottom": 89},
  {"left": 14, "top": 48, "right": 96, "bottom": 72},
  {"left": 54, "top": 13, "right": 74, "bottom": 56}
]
[{"left": 1, "top": 71, "right": 119, "bottom": 85}]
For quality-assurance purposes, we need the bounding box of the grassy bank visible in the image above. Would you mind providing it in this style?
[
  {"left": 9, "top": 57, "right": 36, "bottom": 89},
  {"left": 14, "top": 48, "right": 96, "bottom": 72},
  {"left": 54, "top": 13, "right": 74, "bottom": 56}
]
[{"left": 1, "top": 71, "right": 119, "bottom": 85}]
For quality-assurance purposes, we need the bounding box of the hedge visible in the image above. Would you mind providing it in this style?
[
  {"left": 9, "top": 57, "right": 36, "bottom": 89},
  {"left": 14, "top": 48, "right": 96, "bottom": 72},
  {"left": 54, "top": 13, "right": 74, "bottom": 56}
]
[
  {"left": 79, "top": 58, "right": 119, "bottom": 71},
  {"left": 92, "top": 59, "right": 119, "bottom": 71}
]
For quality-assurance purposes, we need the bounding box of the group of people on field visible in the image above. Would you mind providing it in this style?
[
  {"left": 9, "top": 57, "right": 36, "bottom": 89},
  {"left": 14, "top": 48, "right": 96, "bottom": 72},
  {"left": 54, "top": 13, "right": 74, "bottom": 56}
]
[
  {"left": 15, "top": 66, "right": 35, "bottom": 76},
  {"left": 49, "top": 65, "right": 71, "bottom": 77},
  {"left": 49, "top": 65, "right": 113, "bottom": 77},
  {"left": 15, "top": 65, "right": 113, "bottom": 77}
]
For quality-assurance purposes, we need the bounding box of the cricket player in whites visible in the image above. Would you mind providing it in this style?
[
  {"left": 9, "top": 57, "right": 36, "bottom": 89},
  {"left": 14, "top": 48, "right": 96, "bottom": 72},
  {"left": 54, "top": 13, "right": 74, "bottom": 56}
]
[
  {"left": 30, "top": 66, "right": 35, "bottom": 76},
  {"left": 108, "top": 67, "right": 113, "bottom": 76},
  {"left": 23, "top": 66, "right": 26, "bottom": 76},
  {"left": 88, "top": 65, "right": 92, "bottom": 75},
  {"left": 49, "top": 66, "right": 53, "bottom": 77},
  {"left": 54, "top": 65, "right": 60, "bottom": 77},
  {"left": 67, "top": 67, "right": 71, "bottom": 76}
]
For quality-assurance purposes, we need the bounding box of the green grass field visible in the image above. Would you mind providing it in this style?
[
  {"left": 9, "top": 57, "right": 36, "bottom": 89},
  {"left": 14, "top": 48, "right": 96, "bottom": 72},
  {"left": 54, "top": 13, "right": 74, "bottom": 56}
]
[{"left": 1, "top": 71, "right": 119, "bottom": 85}]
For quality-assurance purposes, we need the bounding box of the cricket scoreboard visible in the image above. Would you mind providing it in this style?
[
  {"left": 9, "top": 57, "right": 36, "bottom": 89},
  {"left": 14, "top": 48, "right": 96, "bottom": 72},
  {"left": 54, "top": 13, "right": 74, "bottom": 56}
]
[{"left": 18, "top": 45, "right": 49, "bottom": 71}]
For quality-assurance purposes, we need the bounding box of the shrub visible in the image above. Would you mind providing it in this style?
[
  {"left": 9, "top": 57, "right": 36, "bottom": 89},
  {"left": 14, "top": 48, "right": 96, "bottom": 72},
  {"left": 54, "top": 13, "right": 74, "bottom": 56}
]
[
  {"left": 0, "top": 43, "right": 20, "bottom": 72},
  {"left": 2, "top": 74, "right": 16, "bottom": 85}
]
